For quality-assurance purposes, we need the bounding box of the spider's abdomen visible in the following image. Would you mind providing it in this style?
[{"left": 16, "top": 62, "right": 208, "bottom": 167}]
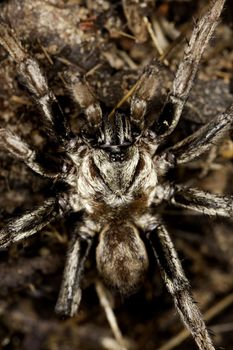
[{"left": 96, "top": 223, "right": 149, "bottom": 294}]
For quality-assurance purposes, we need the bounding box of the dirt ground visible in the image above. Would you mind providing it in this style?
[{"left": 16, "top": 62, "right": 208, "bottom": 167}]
[{"left": 0, "top": 1, "right": 232, "bottom": 349}]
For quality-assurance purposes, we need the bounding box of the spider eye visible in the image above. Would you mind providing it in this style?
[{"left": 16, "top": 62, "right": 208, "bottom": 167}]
[{"left": 99, "top": 143, "right": 132, "bottom": 162}]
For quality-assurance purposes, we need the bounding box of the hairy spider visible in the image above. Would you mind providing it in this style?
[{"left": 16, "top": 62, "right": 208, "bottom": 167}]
[{"left": 0, "top": 0, "right": 232, "bottom": 349}]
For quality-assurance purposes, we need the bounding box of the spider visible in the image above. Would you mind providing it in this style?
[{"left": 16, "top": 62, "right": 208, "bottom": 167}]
[{"left": 0, "top": 0, "right": 232, "bottom": 349}]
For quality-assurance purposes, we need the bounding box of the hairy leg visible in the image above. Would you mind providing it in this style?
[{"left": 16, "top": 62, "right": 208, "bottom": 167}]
[
  {"left": 0, "top": 128, "right": 60, "bottom": 177},
  {"left": 0, "top": 19, "right": 72, "bottom": 145},
  {"left": 55, "top": 233, "right": 93, "bottom": 317},
  {"left": 168, "top": 104, "right": 233, "bottom": 165},
  {"left": 147, "top": 224, "right": 215, "bottom": 350},
  {"left": 169, "top": 185, "right": 233, "bottom": 217},
  {"left": 64, "top": 71, "right": 102, "bottom": 130},
  {"left": 0, "top": 198, "right": 60, "bottom": 248},
  {"left": 155, "top": 104, "right": 233, "bottom": 173},
  {"left": 129, "top": 59, "right": 162, "bottom": 131},
  {"left": 155, "top": 0, "right": 225, "bottom": 138}
]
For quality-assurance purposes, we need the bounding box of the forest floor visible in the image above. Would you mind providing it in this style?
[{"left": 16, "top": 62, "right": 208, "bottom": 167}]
[{"left": 0, "top": 1, "right": 232, "bottom": 349}]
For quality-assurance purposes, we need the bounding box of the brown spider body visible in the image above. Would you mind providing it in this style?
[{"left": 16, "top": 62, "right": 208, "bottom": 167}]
[{"left": 67, "top": 123, "right": 158, "bottom": 292}]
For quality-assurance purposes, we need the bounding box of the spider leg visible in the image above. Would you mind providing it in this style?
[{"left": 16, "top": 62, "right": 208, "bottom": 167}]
[
  {"left": 169, "top": 104, "right": 233, "bottom": 165},
  {"left": 55, "top": 233, "right": 93, "bottom": 317},
  {"left": 147, "top": 224, "right": 215, "bottom": 350},
  {"left": 155, "top": 0, "right": 225, "bottom": 138},
  {"left": 0, "top": 19, "right": 72, "bottom": 145},
  {"left": 155, "top": 104, "right": 233, "bottom": 173},
  {"left": 169, "top": 185, "right": 233, "bottom": 217},
  {"left": 64, "top": 71, "right": 102, "bottom": 130},
  {"left": 129, "top": 59, "right": 162, "bottom": 131},
  {"left": 0, "top": 198, "right": 60, "bottom": 248},
  {"left": 0, "top": 128, "right": 60, "bottom": 177}
]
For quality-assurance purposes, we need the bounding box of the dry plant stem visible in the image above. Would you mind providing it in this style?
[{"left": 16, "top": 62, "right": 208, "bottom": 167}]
[
  {"left": 114, "top": 30, "right": 136, "bottom": 41},
  {"left": 143, "top": 16, "right": 169, "bottom": 66},
  {"left": 108, "top": 82, "right": 139, "bottom": 120},
  {"left": 86, "top": 63, "right": 103, "bottom": 77},
  {"left": 95, "top": 281, "right": 128, "bottom": 350},
  {"left": 100, "top": 337, "right": 131, "bottom": 350},
  {"left": 211, "top": 323, "right": 233, "bottom": 333},
  {"left": 157, "top": 292, "right": 233, "bottom": 350},
  {"left": 37, "top": 39, "right": 54, "bottom": 65},
  {"left": 10, "top": 95, "right": 31, "bottom": 105},
  {"left": 152, "top": 18, "right": 169, "bottom": 52}
]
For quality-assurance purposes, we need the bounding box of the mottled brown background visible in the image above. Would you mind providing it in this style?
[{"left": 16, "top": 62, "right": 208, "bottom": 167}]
[{"left": 0, "top": 1, "right": 232, "bottom": 349}]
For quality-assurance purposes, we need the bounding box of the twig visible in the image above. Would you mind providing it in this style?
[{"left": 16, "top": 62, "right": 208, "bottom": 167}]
[
  {"left": 108, "top": 81, "right": 139, "bottom": 120},
  {"left": 114, "top": 31, "right": 136, "bottom": 41},
  {"left": 86, "top": 63, "right": 103, "bottom": 77},
  {"left": 118, "top": 51, "right": 138, "bottom": 69},
  {"left": 10, "top": 95, "right": 31, "bottom": 105},
  {"left": 95, "top": 280, "right": 128, "bottom": 350},
  {"left": 143, "top": 16, "right": 169, "bottom": 66},
  {"left": 37, "top": 39, "right": 54, "bottom": 65}
]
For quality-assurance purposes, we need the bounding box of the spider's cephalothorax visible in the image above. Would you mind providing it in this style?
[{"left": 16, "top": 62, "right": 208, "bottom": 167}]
[{"left": 0, "top": 1, "right": 233, "bottom": 349}]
